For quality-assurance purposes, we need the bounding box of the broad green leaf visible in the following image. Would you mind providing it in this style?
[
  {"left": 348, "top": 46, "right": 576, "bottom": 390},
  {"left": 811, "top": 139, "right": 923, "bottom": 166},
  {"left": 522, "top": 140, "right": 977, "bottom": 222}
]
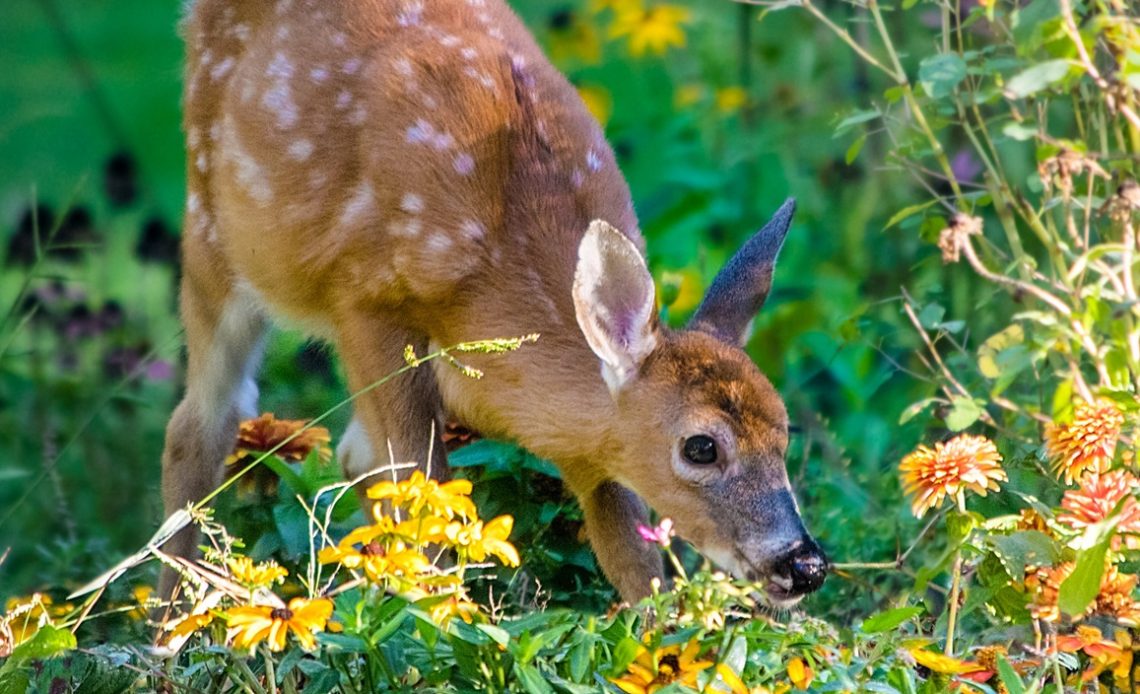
[
  {"left": 862, "top": 606, "right": 924, "bottom": 633},
  {"left": 611, "top": 636, "right": 643, "bottom": 675},
  {"left": 835, "top": 109, "right": 881, "bottom": 135},
  {"left": 0, "top": 625, "right": 77, "bottom": 674},
  {"left": 988, "top": 531, "right": 1060, "bottom": 580},
  {"left": 1002, "top": 122, "right": 1038, "bottom": 141},
  {"left": 945, "top": 397, "right": 983, "bottom": 431},
  {"left": 1007, "top": 59, "right": 1072, "bottom": 97},
  {"left": 996, "top": 655, "right": 1027, "bottom": 694},
  {"left": 978, "top": 325, "right": 1025, "bottom": 379},
  {"left": 1058, "top": 531, "right": 1111, "bottom": 617},
  {"left": 919, "top": 53, "right": 967, "bottom": 98},
  {"left": 514, "top": 664, "right": 556, "bottom": 694},
  {"left": 476, "top": 623, "right": 511, "bottom": 647}
]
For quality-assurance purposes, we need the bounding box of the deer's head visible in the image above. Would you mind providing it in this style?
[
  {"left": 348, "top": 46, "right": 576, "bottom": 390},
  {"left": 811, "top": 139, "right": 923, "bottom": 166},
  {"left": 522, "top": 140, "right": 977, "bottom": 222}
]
[{"left": 572, "top": 199, "right": 827, "bottom": 605}]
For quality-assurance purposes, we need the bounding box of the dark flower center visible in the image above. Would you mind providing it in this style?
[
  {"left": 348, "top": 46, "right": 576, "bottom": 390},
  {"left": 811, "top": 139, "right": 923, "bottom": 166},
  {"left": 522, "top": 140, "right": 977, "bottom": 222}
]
[
  {"left": 362, "top": 541, "right": 385, "bottom": 556},
  {"left": 658, "top": 653, "right": 680, "bottom": 677},
  {"left": 270, "top": 608, "right": 293, "bottom": 621}
]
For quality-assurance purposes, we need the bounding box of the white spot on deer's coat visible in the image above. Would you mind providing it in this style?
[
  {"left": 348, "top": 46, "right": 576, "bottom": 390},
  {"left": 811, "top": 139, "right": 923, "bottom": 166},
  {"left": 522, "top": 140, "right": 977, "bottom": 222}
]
[
  {"left": 421, "top": 93, "right": 438, "bottom": 110},
  {"left": 466, "top": 0, "right": 485, "bottom": 6},
  {"left": 331, "top": 31, "right": 347, "bottom": 48},
  {"left": 288, "top": 139, "right": 314, "bottom": 161},
  {"left": 401, "top": 193, "right": 424, "bottom": 214},
  {"left": 461, "top": 47, "right": 477, "bottom": 61},
  {"left": 187, "top": 192, "right": 201, "bottom": 214},
  {"left": 340, "top": 182, "right": 375, "bottom": 227},
  {"left": 389, "top": 218, "right": 422, "bottom": 238},
  {"left": 275, "top": 25, "right": 290, "bottom": 41},
  {"left": 199, "top": 48, "right": 213, "bottom": 68},
  {"left": 210, "top": 56, "right": 235, "bottom": 81},
  {"left": 586, "top": 149, "right": 602, "bottom": 172},
  {"left": 308, "top": 170, "right": 328, "bottom": 190},
  {"left": 349, "top": 105, "right": 367, "bottom": 125},
  {"left": 310, "top": 66, "right": 330, "bottom": 83},
  {"left": 263, "top": 52, "right": 298, "bottom": 129},
  {"left": 394, "top": 57, "right": 413, "bottom": 76},
  {"left": 406, "top": 119, "right": 434, "bottom": 144},
  {"left": 232, "top": 24, "right": 251, "bottom": 42},
  {"left": 439, "top": 34, "right": 460, "bottom": 47},
  {"left": 397, "top": 1, "right": 424, "bottom": 26},
  {"left": 431, "top": 132, "right": 455, "bottom": 150},
  {"left": 426, "top": 231, "right": 453, "bottom": 253},
  {"left": 196, "top": 152, "right": 208, "bottom": 173},
  {"left": 335, "top": 90, "right": 352, "bottom": 110},
  {"left": 342, "top": 58, "right": 362, "bottom": 74},
  {"left": 488, "top": 27, "right": 504, "bottom": 40},
  {"left": 223, "top": 118, "right": 274, "bottom": 204},
  {"left": 571, "top": 169, "right": 585, "bottom": 188},
  {"left": 187, "top": 127, "right": 201, "bottom": 149},
  {"left": 459, "top": 219, "right": 485, "bottom": 240},
  {"left": 453, "top": 152, "right": 475, "bottom": 175},
  {"left": 209, "top": 121, "right": 222, "bottom": 141}
]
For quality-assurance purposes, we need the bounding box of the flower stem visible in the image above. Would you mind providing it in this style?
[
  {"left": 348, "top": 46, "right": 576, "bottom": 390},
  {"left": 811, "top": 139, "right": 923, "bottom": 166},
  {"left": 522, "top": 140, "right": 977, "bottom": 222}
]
[{"left": 944, "top": 549, "right": 963, "bottom": 656}]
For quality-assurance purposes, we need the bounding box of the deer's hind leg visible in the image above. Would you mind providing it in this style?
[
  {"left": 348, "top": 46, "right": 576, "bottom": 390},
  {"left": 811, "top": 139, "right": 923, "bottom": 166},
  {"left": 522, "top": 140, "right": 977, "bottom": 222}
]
[{"left": 157, "top": 234, "right": 267, "bottom": 604}]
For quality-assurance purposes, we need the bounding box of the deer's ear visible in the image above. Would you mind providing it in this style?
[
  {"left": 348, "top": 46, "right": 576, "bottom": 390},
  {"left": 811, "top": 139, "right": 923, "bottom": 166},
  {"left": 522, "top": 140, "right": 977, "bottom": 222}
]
[
  {"left": 573, "top": 220, "right": 659, "bottom": 394},
  {"left": 688, "top": 198, "right": 795, "bottom": 346}
]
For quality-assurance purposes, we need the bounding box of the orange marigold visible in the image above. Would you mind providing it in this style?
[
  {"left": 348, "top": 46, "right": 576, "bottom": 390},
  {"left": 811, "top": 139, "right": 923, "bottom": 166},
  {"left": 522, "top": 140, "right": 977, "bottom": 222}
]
[
  {"left": 900, "top": 434, "right": 1007, "bottom": 518},
  {"left": 1046, "top": 398, "right": 1124, "bottom": 484},
  {"left": 1058, "top": 469, "right": 1140, "bottom": 548},
  {"left": 227, "top": 413, "right": 332, "bottom": 465}
]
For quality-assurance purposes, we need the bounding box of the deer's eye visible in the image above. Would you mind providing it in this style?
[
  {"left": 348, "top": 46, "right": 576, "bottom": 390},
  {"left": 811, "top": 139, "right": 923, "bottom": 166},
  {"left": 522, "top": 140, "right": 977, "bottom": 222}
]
[{"left": 682, "top": 435, "right": 718, "bottom": 465}]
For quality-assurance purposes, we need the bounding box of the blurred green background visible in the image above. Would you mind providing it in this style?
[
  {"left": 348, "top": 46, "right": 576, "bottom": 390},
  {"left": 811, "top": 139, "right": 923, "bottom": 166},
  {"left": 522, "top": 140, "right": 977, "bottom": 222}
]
[{"left": 0, "top": 0, "right": 973, "bottom": 622}]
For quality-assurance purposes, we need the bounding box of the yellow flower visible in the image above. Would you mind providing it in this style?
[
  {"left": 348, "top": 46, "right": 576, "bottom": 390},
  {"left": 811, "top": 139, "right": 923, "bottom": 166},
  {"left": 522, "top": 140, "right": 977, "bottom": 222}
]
[
  {"left": 318, "top": 525, "right": 432, "bottom": 583},
  {"left": 1, "top": 594, "right": 52, "bottom": 649},
  {"left": 715, "top": 86, "right": 748, "bottom": 114},
  {"left": 367, "top": 471, "right": 477, "bottom": 520},
  {"left": 1057, "top": 625, "right": 1133, "bottom": 684},
  {"left": 227, "top": 413, "right": 332, "bottom": 465},
  {"left": 578, "top": 84, "right": 613, "bottom": 126},
  {"left": 610, "top": 640, "right": 714, "bottom": 693},
  {"left": 908, "top": 647, "right": 987, "bottom": 675},
  {"left": 608, "top": 3, "right": 690, "bottom": 57},
  {"left": 167, "top": 612, "right": 215, "bottom": 640},
  {"left": 674, "top": 84, "right": 704, "bottom": 109},
  {"left": 227, "top": 556, "right": 289, "bottom": 588},
  {"left": 787, "top": 656, "right": 813, "bottom": 689},
  {"left": 590, "top": 0, "right": 641, "bottom": 13},
  {"left": 1046, "top": 398, "right": 1124, "bottom": 484},
  {"left": 899, "top": 434, "right": 1007, "bottom": 517},
  {"left": 226, "top": 597, "right": 333, "bottom": 652},
  {"left": 129, "top": 585, "right": 154, "bottom": 621},
  {"left": 444, "top": 515, "right": 521, "bottom": 566},
  {"left": 427, "top": 593, "right": 482, "bottom": 626}
]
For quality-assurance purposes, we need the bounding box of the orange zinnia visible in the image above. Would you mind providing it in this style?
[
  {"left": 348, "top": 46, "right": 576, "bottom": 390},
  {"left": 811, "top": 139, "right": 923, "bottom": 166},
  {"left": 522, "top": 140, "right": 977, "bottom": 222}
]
[
  {"left": 1025, "top": 563, "right": 1074, "bottom": 622},
  {"left": 1058, "top": 469, "right": 1140, "bottom": 547},
  {"left": 1095, "top": 567, "right": 1140, "bottom": 625},
  {"left": 227, "top": 413, "right": 332, "bottom": 465},
  {"left": 1046, "top": 399, "right": 1124, "bottom": 484},
  {"left": 900, "top": 434, "right": 1007, "bottom": 517}
]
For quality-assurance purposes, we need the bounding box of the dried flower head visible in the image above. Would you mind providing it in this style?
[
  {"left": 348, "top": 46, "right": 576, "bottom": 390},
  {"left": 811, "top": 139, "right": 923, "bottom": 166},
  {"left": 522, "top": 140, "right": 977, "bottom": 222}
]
[
  {"left": 937, "top": 213, "right": 983, "bottom": 264},
  {"left": 1058, "top": 469, "right": 1140, "bottom": 547},
  {"left": 900, "top": 434, "right": 1007, "bottom": 518},
  {"left": 1046, "top": 398, "right": 1125, "bottom": 484}
]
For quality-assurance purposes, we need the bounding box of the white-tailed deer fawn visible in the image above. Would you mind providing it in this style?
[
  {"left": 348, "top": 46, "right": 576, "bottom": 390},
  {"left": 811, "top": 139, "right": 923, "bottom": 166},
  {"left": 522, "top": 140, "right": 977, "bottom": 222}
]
[{"left": 165, "top": 0, "right": 826, "bottom": 605}]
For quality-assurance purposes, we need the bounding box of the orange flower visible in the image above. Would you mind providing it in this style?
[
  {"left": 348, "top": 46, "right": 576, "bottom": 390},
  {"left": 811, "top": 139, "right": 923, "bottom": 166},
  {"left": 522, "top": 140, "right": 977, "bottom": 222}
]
[
  {"left": 787, "top": 656, "right": 814, "bottom": 688},
  {"left": 1046, "top": 398, "right": 1124, "bottom": 484},
  {"left": 899, "top": 434, "right": 1007, "bottom": 517},
  {"left": 1095, "top": 567, "right": 1140, "bottom": 625},
  {"left": 225, "top": 597, "right": 333, "bottom": 652},
  {"left": 1056, "top": 625, "right": 1132, "bottom": 683},
  {"left": 1025, "top": 563, "right": 1074, "bottom": 623},
  {"left": 1058, "top": 469, "right": 1140, "bottom": 547},
  {"left": 226, "top": 413, "right": 332, "bottom": 465}
]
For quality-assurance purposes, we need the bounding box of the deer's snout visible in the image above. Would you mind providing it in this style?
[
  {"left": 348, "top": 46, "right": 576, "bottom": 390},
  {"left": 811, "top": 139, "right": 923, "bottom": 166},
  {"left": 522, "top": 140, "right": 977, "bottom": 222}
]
[{"left": 772, "top": 537, "right": 828, "bottom": 595}]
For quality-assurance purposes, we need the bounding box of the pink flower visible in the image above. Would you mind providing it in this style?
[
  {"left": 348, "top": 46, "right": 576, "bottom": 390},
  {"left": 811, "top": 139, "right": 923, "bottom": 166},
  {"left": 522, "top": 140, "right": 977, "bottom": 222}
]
[{"left": 637, "top": 518, "right": 674, "bottom": 548}]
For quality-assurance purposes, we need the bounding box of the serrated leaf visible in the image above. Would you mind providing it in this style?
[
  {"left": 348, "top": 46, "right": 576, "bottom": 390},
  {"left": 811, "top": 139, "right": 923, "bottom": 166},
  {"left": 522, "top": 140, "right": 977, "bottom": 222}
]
[
  {"left": 1007, "top": 59, "right": 1072, "bottom": 97},
  {"left": 862, "top": 606, "right": 924, "bottom": 633}
]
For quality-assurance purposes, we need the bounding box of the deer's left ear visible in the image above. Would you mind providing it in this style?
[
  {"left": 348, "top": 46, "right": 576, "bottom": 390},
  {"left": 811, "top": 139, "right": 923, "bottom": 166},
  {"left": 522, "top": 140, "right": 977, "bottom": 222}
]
[
  {"left": 573, "top": 220, "right": 659, "bottom": 394},
  {"left": 688, "top": 198, "right": 795, "bottom": 346}
]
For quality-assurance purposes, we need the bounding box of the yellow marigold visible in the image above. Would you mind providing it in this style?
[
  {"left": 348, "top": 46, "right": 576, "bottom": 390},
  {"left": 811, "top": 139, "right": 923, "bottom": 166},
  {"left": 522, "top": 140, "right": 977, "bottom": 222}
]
[
  {"left": 226, "top": 597, "right": 333, "bottom": 652},
  {"left": 1015, "top": 508, "right": 1050, "bottom": 533},
  {"left": 1025, "top": 562, "right": 1074, "bottom": 622},
  {"left": 1046, "top": 398, "right": 1124, "bottom": 484},
  {"left": 899, "top": 434, "right": 1007, "bottom": 517},
  {"left": 227, "top": 556, "right": 289, "bottom": 588},
  {"left": 610, "top": 640, "right": 717, "bottom": 694},
  {"left": 227, "top": 413, "right": 332, "bottom": 464},
  {"left": 1095, "top": 567, "right": 1140, "bottom": 626},
  {"left": 367, "top": 471, "right": 476, "bottom": 520},
  {"left": 444, "top": 515, "right": 521, "bottom": 566},
  {"left": 608, "top": 3, "right": 690, "bottom": 57},
  {"left": 1058, "top": 469, "right": 1140, "bottom": 548}
]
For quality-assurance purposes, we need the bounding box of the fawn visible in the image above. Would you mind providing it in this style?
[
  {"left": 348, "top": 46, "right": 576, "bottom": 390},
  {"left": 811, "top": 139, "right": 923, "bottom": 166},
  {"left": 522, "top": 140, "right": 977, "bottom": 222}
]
[{"left": 164, "top": 0, "right": 827, "bottom": 606}]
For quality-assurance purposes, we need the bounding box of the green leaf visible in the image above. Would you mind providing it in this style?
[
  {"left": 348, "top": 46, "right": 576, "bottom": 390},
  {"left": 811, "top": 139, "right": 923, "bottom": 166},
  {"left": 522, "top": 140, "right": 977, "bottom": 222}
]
[
  {"left": 977, "top": 325, "right": 1024, "bottom": 378},
  {"left": 0, "top": 625, "right": 77, "bottom": 674},
  {"left": 996, "top": 655, "right": 1026, "bottom": 694},
  {"left": 1006, "top": 59, "right": 1072, "bottom": 98},
  {"left": 514, "top": 664, "right": 556, "bottom": 694},
  {"left": 610, "top": 636, "right": 643, "bottom": 676},
  {"left": 885, "top": 199, "right": 940, "bottom": 229},
  {"left": 1001, "top": 122, "right": 1038, "bottom": 141},
  {"left": 945, "top": 397, "right": 983, "bottom": 431},
  {"left": 845, "top": 132, "right": 867, "bottom": 165},
  {"left": 899, "top": 398, "right": 940, "bottom": 425},
  {"left": 476, "top": 623, "right": 511, "bottom": 647},
  {"left": 1058, "top": 532, "right": 1111, "bottom": 617},
  {"left": 835, "top": 109, "right": 881, "bottom": 135},
  {"left": 919, "top": 53, "right": 967, "bottom": 99},
  {"left": 988, "top": 531, "right": 1060, "bottom": 580},
  {"left": 862, "top": 606, "right": 924, "bottom": 633}
]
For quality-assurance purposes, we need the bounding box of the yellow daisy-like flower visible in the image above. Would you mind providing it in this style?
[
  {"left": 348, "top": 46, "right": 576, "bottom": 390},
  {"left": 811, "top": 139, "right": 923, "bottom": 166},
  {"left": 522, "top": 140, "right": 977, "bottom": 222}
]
[
  {"left": 547, "top": 9, "right": 602, "bottom": 65},
  {"left": 1046, "top": 398, "right": 1125, "bottom": 484},
  {"left": 226, "top": 597, "right": 333, "bottom": 652},
  {"left": 908, "top": 647, "right": 987, "bottom": 675},
  {"left": 608, "top": 3, "right": 691, "bottom": 57},
  {"left": 1056, "top": 625, "right": 1133, "bottom": 684},
  {"left": 427, "top": 593, "right": 482, "bottom": 626},
  {"left": 318, "top": 525, "right": 432, "bottom": 584},
  {"left": 444, "top": 515, "right": 521, "bottom": 566},
  {"left": 129, "top": 585, "right": 154, "bottom": 621},
  {"left": 899, "top": 434, "right": 1007, "bottom": 518},
  {"left": 715, "top": 86, "right": 748, "bottom": 114},
  {"left": 167, "top": 612, "right": 215, "bottom": 640},
  {"left": 367, "top": 471, "right": 477, "bottom": 520},
  {"left": 227, "top": 556, "right": 289, "bottom": 588},
  {"left": 590, "top": 0, "right": 641, "bottom": 13},
  {"left": 227, "top": 413, "right": 332, "bottom": 465},
  {"left": 610, "top": 640, "right": 715, "bottom": 694}
]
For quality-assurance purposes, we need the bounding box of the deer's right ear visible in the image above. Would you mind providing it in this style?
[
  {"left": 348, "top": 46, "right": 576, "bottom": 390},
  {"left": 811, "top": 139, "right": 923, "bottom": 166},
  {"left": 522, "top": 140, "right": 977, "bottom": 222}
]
[{"left": 573, "top": 221, "right": 659, "bottom": 395}]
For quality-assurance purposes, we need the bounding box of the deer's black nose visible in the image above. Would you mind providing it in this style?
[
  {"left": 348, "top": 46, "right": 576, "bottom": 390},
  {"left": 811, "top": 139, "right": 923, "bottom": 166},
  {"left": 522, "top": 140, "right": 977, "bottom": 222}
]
[{"left": 774, "top": 538, "right": 828, "bottom": 595}]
